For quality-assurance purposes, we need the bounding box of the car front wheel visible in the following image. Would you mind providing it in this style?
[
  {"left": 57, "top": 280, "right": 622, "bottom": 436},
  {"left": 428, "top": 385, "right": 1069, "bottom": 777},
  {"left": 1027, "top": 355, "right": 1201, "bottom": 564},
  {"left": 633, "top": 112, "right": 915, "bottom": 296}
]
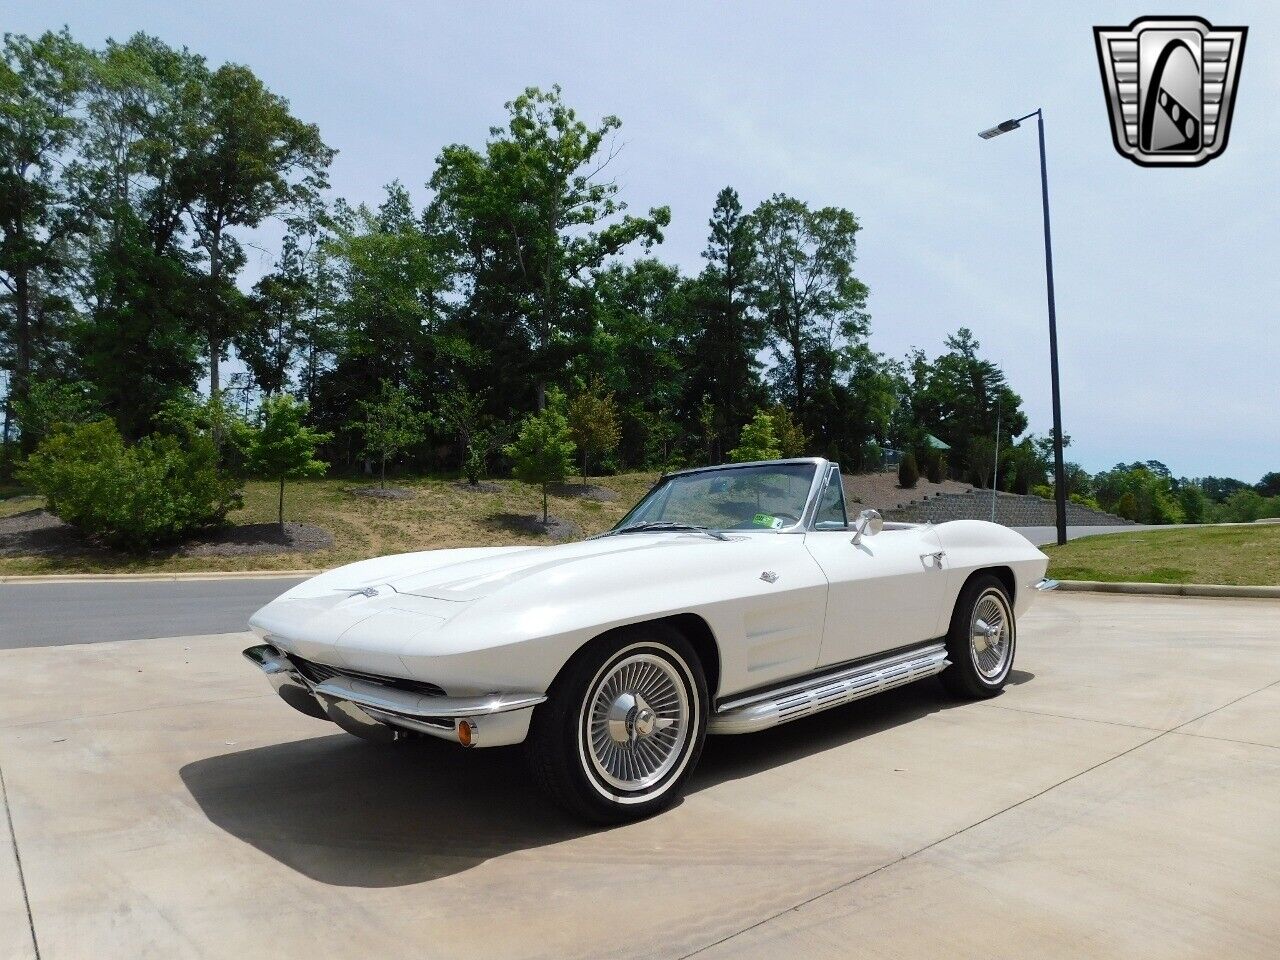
[
  {"left": 941, "top": 573, "right": 1017, "bottom": 699},
  {"left": 527, "top": 624, "right": 708, "bottom": 823}
]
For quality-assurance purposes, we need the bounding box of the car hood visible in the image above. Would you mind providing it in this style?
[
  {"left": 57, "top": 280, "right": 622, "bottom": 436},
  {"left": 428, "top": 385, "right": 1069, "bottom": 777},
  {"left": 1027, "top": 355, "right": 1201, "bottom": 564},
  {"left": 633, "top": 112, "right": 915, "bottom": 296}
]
[{"left": 384, "top": 533, "right": 720, "bottom": 601}]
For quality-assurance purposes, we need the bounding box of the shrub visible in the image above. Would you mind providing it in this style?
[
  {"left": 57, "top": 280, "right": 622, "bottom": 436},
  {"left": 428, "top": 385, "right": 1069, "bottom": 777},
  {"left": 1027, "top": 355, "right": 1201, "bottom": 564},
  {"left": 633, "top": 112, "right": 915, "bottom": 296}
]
[
  {"left": 566, "top": 376, "right": 621, "bottom": 484},
  {"left": 1070, "top": 492, "right": 1103, "bottom": 511},
  {"left": 728, "top": 410, "right": 781, "bottom": 463},
  {"left": 766, "top": 405, "right": 807, "bottom": 458},
  {"left": 1114, "top": 491, "right": 1139, "bottom": 521},
  {"left": 898, "top": 452, "right": 920, "bottom": 489},
  {"left": 924, "top": 450, "right": 945, "bottom": 484},
  {"left": 1031, "top": 483, "right": 1054, "bottom": 500},
  {"left": 21, "top": 420, "right": 242, "bottom": 552}
]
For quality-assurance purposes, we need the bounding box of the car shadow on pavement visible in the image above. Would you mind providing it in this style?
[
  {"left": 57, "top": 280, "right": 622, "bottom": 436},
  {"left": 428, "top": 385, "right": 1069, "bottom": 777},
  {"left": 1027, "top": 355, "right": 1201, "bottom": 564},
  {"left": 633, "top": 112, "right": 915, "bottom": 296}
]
[
  {"left": 691, "top": 677, "right": 977, "bottom": 790},
  {"left": 181, "top": 676, "right": 1030, "bottom": 888},
  {"left": 180, "top": 732, "right": 580, "bottom": 887}
]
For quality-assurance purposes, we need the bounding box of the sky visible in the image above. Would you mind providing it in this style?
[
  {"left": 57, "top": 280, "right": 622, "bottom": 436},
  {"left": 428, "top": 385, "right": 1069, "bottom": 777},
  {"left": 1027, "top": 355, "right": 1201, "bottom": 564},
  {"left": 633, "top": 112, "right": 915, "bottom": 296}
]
[{"left": 7, "top": 1, "right": 1277, "bottom": 482}]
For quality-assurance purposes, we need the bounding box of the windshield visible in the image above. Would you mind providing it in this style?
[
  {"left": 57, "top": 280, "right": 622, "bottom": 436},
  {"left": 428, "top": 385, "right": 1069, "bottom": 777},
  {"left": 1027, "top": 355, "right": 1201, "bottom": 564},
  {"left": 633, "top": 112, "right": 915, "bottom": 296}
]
[{"left": 615, "top": 462, "right": 818, "bottom": 532}]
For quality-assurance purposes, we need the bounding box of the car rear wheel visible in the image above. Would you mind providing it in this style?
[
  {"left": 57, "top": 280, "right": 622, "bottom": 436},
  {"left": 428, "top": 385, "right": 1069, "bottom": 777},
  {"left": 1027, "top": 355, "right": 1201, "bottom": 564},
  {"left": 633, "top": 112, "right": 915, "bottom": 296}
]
[
  {"left": 941, "top": 573, "right": 1016, "bottom": 699},
  {"left": 526, "top": 624, "right": 708, "bottom": 823}
]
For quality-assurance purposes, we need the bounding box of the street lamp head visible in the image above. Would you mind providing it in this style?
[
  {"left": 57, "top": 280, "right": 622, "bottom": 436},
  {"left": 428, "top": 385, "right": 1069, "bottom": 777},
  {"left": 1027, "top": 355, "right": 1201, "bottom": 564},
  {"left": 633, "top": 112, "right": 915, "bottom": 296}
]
[{"left": 978, "top": 119, "right": 1022, "bottom": 140}]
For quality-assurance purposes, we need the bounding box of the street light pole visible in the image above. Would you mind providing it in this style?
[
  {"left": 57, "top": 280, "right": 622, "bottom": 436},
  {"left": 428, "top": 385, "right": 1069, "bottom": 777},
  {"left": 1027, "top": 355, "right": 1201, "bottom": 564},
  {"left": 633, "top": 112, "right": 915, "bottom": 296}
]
[{"left": 979, "top": 108, "right": 1069, "bottom": 546}]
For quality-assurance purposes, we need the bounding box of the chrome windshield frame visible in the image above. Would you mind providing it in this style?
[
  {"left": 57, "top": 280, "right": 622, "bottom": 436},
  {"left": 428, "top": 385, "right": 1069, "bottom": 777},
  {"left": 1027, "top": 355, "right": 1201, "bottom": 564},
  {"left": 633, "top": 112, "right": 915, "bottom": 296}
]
[{"left": 611, "top": 458, "right": 833, "bottom": 535}]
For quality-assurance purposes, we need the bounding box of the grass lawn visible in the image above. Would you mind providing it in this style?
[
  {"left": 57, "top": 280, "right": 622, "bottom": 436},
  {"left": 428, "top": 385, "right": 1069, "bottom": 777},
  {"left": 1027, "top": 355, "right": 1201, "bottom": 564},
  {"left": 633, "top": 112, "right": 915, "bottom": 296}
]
[
  {"left": 1045, "top": 524, "right": 1280, "bottom": 586},
  {"left": 0, "top": 472, "right": 658, "bottom": 576}
]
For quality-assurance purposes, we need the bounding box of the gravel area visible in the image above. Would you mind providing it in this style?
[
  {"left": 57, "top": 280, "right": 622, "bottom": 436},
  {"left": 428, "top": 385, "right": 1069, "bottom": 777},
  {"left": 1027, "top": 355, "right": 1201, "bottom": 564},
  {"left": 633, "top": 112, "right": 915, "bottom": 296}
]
[{"left": 841, "top": 471, "right": 972, "bottom": 510}]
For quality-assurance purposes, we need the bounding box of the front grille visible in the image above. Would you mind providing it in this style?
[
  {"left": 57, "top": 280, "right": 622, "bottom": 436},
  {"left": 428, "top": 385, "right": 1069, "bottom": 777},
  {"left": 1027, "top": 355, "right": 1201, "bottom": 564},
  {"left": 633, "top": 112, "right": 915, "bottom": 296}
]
[{"left": 288, "top": 655, "right": 446, "bottom": 698}]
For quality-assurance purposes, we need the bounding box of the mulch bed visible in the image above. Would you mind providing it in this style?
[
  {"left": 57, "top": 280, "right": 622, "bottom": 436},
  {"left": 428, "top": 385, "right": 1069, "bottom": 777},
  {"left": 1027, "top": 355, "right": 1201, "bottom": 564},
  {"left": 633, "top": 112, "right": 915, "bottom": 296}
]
[
  {"left": 452, "top": 480, "right": 507, "bottom": 494},
  {"left": 345, "top": 485, "right": 417, "bottom": 500},
  {"left": 0, "top": 508, "right": 102, "bottom": 559},
  {"left": 550, "top": 483, "right": 618, "bottom": 502},
  {"left": 488, "top": 512, "right": 581, "bottom": 542},
  {"left": 0, "top": 508, "right": 334, "bottom": 560},
  {"left": 178, "top": 522, "right": 334, "bottom": 557}
]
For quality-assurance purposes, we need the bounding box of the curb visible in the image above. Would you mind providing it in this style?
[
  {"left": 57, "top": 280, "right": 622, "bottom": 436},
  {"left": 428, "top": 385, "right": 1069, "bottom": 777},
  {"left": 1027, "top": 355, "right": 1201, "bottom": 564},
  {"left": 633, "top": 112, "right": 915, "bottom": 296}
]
[
  {"left": 1056, "top": 580, "right": 1280, "bottom": 600},
  {"left": 0, "top": 570, "right": 323, "bottom": 585}
]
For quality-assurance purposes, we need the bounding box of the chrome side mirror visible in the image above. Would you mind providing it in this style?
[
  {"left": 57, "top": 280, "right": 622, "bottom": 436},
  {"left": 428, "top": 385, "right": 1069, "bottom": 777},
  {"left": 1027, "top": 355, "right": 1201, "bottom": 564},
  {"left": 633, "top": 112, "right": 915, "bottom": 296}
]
[{"left": 850, "top": 508, "right": 883, "bottom": 546}]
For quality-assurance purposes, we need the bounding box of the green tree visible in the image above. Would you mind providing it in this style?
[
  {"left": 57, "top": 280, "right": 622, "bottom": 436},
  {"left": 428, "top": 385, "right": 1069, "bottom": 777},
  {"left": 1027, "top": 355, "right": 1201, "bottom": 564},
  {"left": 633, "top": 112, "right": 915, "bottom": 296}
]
[
  {"left": 154, "top": 389, "right": 256, "bottom": 476},
  {"left": 12, "top": 378, "right": 97, "bottom": 447},
  {"left": 504, "top": 406, "right": 576, "bottom": 524},
  {"left": 180, "top": 61, "right": 333, "bottom": 399},
  {"left": 747, "top": 194, "right": 868, "bottom": 442},
  {"left": 586, "top": 259, "right": 690, "bottom": 468},
  {"left": 74, "top": 34, "right": 210, "bottom": 439},
  {"left": 1256, "top": 472, "right": 1280, "bottom": 498},
  {"left": 0, "top": 30, "right": 93, "bottom": 453},
  {"left": 316, "top": 184, "right": 455, "bottom": 449},
  {"left": 1177, "top": 483, "right": 1209, "bottom": 524},
  {"left": 248, "top": 394, "right": 330, "bottom": 526},
  {"left": 682, "top": 187, "right": 766, "bottom": 461},
  {"left": 235, "top": 220, "right": 334, "bottom": 398},
  {"left": 565, "top": 375, "right": 620, "bottom": 484},
  {"left": 1114, "top": 491, "right": 1139, "bottom": 521},
  {"left": 967, "top": 436, "right": 996, "bottom": 488},
  {"left": 1093, "top": 463, "right": 1183, "bottom": 524},
  {"left": 906, "top": 329, "right": 1027, "bottom": 479},
  {"left": 353, "top": 380, "right": 424, "bottom": 487},
  {"left": 430, "top": 85, "right": 670, "bottom": 410},
  {"left": 728, "top": 410, "right": 781, "bottom": 463}
]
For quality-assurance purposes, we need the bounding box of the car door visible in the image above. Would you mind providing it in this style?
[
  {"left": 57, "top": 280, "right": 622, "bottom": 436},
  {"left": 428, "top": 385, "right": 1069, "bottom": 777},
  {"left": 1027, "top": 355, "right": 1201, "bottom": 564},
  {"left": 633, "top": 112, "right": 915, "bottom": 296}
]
[{"left": 803, "top": 470, "right": 951, "bottom": 667}]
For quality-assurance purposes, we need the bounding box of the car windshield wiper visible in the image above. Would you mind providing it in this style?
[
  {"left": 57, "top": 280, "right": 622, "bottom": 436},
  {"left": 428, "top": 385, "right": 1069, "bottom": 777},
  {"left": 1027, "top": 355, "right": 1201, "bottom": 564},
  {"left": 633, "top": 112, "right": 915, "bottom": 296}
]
[{"left": 611, "top": 521, "right": 729, "bottom": 541}]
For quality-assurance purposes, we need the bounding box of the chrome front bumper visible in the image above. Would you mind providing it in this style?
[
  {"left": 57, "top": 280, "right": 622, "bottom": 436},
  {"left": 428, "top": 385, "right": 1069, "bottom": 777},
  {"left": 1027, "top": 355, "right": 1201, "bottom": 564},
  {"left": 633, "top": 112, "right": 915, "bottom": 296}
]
[
  {"left": 1034, "top": 578, "right": 1060, "bottom": 591},
  {"left": 242, "top": 644, "right": 546, "bottom": 747}
]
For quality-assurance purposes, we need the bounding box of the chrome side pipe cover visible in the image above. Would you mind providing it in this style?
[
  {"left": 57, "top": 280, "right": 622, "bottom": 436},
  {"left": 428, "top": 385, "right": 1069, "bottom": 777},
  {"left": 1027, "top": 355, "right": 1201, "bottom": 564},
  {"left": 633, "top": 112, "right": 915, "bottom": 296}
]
[{"left": 709, "top": 643, "right": 951, "bottom": 735}]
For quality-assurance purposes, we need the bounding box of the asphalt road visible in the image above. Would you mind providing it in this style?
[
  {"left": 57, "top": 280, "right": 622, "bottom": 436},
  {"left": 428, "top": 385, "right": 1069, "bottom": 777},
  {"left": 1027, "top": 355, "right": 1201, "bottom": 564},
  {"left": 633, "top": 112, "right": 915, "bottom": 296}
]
[{"left": 0, "top": 577, "right": 305, "bottom": 649}]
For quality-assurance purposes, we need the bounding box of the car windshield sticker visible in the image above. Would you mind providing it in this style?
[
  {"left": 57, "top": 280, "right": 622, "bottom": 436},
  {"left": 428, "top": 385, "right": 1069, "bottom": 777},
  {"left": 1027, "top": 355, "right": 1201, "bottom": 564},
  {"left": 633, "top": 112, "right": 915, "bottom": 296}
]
[{"left": 752, "top": 513, "right": 784, "bottom": 529}]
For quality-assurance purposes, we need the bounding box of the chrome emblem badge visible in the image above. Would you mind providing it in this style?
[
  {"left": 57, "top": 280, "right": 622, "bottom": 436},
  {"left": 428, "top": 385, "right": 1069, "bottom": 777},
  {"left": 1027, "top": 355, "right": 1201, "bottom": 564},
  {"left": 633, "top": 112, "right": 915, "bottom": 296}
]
[
  {"left": 358, "top": 586, "right": 379, "bottom": 598},
  {"left": 759, "top": 570, "right": 779, "bottom": 584},
  {"left": 1094, "top": 16, "right": 1246, "bottom": 167}
]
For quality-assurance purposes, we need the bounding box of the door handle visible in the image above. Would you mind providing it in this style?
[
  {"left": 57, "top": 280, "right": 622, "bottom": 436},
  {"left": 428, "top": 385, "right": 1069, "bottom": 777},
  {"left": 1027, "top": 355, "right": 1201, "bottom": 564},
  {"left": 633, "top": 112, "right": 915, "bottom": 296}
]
[{"left": 921, "top": 550, "right": 945, "bottom": 567}]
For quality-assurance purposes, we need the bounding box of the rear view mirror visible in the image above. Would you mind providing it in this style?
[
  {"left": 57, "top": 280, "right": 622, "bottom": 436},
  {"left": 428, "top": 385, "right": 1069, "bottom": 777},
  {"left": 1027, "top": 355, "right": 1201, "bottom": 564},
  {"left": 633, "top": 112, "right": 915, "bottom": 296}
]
[{"left": 850, "top": 509, "right": 883, "bottom": 546}]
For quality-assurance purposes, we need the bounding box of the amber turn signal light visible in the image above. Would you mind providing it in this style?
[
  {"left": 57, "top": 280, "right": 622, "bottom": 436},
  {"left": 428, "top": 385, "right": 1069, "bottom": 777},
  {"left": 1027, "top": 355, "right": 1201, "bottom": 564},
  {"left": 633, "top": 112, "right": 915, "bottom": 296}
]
[{"left": 457, "top": 719, "right": 475, "bottom": 747}]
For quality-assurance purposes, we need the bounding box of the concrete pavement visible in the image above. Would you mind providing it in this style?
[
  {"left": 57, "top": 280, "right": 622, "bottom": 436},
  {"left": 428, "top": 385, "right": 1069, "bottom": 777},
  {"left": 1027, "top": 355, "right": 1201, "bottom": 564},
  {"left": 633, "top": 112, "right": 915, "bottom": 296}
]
[{"left": 0, "top": 593, "right": 1277, "bottom": 958}]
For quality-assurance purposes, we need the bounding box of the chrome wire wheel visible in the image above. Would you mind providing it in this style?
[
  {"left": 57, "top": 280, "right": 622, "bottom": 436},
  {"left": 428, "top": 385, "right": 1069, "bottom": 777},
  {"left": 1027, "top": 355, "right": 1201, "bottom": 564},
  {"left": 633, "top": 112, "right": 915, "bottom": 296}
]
[
  {"left": 969, "top": 588, "right": 1014, "bottom": 681},
  {"left": 581, "top": 650, "right": 692, "bottom": 795}
]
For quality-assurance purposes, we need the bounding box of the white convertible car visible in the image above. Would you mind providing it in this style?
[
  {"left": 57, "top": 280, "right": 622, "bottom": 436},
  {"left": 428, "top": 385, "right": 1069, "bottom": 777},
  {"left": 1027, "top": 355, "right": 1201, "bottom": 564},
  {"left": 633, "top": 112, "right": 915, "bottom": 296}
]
[{"left": 246, "top": 458, "right": 1055, "bottom": 822}]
